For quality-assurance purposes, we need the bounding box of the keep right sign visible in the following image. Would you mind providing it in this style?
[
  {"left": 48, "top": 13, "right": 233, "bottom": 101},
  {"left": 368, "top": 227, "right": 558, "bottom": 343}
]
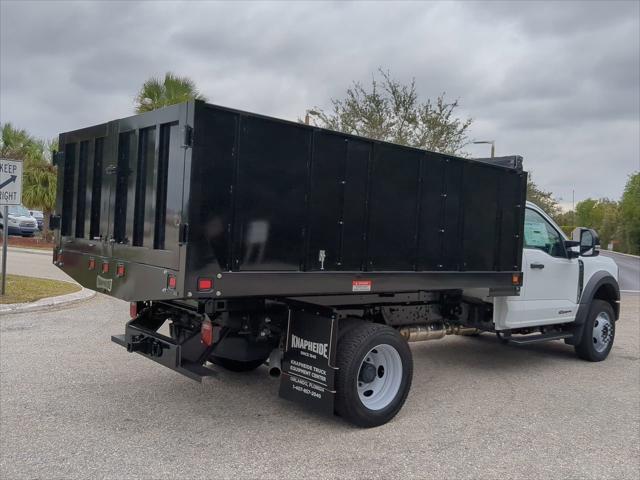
[{"left": 0, "top": 158, "right": 23, "bottom": 206}]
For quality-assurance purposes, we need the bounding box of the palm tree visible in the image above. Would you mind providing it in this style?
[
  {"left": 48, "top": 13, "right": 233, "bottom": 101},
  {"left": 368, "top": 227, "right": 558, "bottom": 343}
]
[
  {"left": 22, "top": 161, "right": 57, "bottom": 240},
  {"left": 135, "top": 72, "right": 207, "bottom": 113},
  {"left": 1, "top": 123, "right": 58, "bottom": 240},
  {"left": 0, "top": 123, "right": 45, "bottom": 165}
]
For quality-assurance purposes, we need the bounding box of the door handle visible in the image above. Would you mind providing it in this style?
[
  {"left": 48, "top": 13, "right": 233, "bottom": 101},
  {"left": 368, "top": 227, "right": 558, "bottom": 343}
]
[{"left": 530, "top": 263, "right": 545, "bottom": 269}]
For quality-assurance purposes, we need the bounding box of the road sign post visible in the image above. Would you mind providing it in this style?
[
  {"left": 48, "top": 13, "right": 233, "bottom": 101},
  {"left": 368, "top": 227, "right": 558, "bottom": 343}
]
[{"left": 0, "top": 158, "right": 23, "bottom": 296}]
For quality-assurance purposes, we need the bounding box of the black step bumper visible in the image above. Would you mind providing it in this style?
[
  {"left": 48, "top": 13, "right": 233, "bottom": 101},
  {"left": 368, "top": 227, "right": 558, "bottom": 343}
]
[{"left": 112, "top": 323, "right": 217, "bottom": 382}]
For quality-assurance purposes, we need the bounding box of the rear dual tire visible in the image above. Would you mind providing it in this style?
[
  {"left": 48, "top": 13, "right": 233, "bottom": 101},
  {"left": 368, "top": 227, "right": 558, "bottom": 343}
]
[{"left": 335, "top": 321, "right": 413, "bottom": 428}]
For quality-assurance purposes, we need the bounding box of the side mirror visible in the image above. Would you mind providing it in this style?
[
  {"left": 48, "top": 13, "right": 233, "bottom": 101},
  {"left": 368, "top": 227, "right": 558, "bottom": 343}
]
[
  {"left": 572, "top": 227, "right": 600, "bottom": 257},
  {"left": 564, "top": 240, "right": 580, "bottom": 259},
  {"left": 49, "top": 214, "right": 61, "bottom": 230}
]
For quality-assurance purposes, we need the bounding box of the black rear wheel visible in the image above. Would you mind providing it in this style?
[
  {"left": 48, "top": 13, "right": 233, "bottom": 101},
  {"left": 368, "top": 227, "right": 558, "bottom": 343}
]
[
  {"left": 335, "top": 321, "right": 413, "bottom": 428},
  {"left": 209, "top": 355, "right": 266, "bottom": 372}
]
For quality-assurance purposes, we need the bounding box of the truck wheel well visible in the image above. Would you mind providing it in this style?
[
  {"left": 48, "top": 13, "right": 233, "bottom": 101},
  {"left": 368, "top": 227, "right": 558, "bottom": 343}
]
[{"left": 593, "top": 283, "right": 619, "bottom": 320}]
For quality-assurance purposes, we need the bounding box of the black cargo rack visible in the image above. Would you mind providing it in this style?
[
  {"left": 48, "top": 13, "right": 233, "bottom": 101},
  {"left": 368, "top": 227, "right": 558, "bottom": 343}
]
[{"left": 54, "top": 100, "right": 527, "bottom": 302}]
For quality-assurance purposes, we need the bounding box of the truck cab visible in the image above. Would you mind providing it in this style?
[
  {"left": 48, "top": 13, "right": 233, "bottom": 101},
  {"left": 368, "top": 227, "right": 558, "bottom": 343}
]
[{"left": 494, "top": 201, "right": 619, "bottom": 361}]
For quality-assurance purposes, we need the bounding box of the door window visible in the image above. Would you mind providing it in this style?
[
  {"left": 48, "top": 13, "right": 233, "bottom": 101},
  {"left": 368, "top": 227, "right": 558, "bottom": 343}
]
[{"left": 523, "top": 208, "right": 566, "bottom": 258}]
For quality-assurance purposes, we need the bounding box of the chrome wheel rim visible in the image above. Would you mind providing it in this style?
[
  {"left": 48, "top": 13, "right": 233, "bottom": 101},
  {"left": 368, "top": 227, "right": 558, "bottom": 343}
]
[
  {"left": 357, "top": 344, "right": 402, "bottom": 411},
  {"left": 592, "top": 312, "right": 613, "bottom": 353}
]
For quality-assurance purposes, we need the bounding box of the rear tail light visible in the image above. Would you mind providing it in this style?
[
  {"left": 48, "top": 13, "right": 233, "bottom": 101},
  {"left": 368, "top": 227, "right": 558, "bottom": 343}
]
[
  {"left": 167, "top": 275, "right": 177, "bottom": 290},
  {"left": 512, "top": 273, "right": 522, "bottom": 285},
  {"left": 198, "top": 277, "right": 213, "bottom": 291},
  {"left": 130, "top": 302, "right": 138, "bottom": 319},
  {"left": 201, "top": 318, "right": 214, "bottom": 346},
  {"left": 88, "top": 258, "right": 96, "bottom": 270},
  {"left": 116, "top": 263, "right": 125, "bottom": 277},
  {"left": 102, "top": 262, "right": 109, "bottom": 274}
]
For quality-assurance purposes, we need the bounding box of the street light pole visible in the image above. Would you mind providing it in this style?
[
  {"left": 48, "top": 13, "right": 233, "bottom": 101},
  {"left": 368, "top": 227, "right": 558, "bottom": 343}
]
[
  {"left": 472, "top": 140, "right": 495, "bottom": 158},
  {"left": 305, "top": 109, "right": 320, "bottom": 125}
]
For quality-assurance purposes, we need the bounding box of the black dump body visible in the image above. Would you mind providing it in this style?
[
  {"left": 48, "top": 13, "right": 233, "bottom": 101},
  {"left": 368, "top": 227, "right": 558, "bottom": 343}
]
[{"left": 54, "top": 100, "right": 527, "bottom": 301}]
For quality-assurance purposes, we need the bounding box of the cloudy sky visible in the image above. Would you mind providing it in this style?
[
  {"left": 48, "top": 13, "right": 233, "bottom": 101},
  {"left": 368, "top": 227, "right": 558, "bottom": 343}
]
[{"left": 1, "top": 0, "right": 638, "bottom": 207}]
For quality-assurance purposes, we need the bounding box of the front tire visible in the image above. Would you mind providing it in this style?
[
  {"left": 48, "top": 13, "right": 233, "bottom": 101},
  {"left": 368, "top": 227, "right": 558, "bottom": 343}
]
[
  {"left": 575, "top": 299, "right": 615, "bottom": 362},
  {"left": 335, "top": 321, "right": 413, "bottom": 428}
]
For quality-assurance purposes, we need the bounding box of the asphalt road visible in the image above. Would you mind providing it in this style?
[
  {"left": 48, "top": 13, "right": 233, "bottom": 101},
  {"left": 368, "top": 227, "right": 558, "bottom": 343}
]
[
  {"left": 1, "top": 253, "right": 638, "bottom": 479},
  {"left": 601, "top": 250, "right": 640, "bottom": 292}
]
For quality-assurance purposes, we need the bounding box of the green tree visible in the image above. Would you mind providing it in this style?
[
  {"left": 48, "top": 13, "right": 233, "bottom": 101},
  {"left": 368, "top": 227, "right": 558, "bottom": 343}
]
[
  {"left": 526, "top": 175, "right": 561, "bottom": 221},
  {"left": 619, "top": 172, "right": 640, "bottom": 254},
  {"left": 554, "top": 210, "right": 576, "bottom": 236},
  {"left": 22, "top": 161, "right": 57, "bottom": 239},
  {"left": 575, "top": 198, "right": 599, "bottom": 227},
  {"left": 598, "top": 200, "right": 620, "bottom": 250},
  {"left": 1, "top": 123, "right": 58, "bottom": 240},
  {"left": 135, "top": 72, "right": 207, "bottom": 113},
  {"left": 311, "top": 69, "right": 472, "bottom": 155},
  {"left": 0, "top": 123, "right": 46, "bottom": 165},
  {"left": 575, "top": 198, "right": 620, "bottom": 248}
]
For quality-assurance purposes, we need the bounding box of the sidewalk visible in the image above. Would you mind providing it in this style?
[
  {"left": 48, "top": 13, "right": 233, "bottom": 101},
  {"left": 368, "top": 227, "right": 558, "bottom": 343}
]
[{"left": 6, "top": 246, "right": 52, "bottom": 256}]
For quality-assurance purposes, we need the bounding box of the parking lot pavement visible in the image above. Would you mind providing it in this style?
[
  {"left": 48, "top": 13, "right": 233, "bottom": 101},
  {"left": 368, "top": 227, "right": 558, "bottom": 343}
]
[
  {"left": 1, "top": 293, "right": 638, "bottom": 480},
  {"left": 5, "top": 247, "right": 72, "bottom": 282}
]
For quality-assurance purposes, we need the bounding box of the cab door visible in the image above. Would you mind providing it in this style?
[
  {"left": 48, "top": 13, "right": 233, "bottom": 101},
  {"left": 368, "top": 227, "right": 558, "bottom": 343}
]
[{"left": 496, "top": 206, "right": 579, "bottom": 329}]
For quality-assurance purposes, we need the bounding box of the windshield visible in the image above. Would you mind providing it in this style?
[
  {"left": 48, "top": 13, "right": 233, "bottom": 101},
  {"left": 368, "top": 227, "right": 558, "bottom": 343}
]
[{"left": 8, "top": 205, "right": 31, "bottom": 217}]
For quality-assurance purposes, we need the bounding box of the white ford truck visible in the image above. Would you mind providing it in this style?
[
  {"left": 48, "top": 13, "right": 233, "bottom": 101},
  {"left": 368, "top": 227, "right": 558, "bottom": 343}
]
[{"left": 53, "top": 101, "right": 620, "bottom": 427}]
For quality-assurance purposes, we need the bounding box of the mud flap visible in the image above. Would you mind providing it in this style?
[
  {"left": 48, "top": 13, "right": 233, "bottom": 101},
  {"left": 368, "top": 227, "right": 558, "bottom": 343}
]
[{"left": 278, "top": 304, "right": 339, "bottom": 415}]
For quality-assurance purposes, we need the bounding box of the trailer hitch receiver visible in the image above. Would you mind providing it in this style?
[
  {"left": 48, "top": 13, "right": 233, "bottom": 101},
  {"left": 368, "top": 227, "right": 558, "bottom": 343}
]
[{"left": 126, "top": 334, "right": 164, "bottom": 357}]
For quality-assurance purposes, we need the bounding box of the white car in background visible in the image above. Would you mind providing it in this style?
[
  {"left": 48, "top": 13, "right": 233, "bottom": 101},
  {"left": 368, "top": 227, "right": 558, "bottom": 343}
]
[
  {"left": 29, "top": 209, "right": 44, "bottom": 230},
  {"left": 0, "top": 204, "right": 39, "bottom": 237}
]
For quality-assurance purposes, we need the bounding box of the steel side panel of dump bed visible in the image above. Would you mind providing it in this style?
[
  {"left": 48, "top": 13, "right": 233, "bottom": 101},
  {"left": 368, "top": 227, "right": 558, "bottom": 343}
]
[
  {"left": 54, "top": 100, "right": 525, "bottom": 301},
  {"left": 184, "top": 101, "right": 527, "bottom": 298},
  {"left": 54, "top": 103, "right": 193, "bottom": 301}
]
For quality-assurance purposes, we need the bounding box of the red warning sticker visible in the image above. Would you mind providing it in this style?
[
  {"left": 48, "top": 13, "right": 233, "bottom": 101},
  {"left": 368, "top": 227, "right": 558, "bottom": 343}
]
[{"left": 352, "top": 280, "right": 372, "bottom": 292}]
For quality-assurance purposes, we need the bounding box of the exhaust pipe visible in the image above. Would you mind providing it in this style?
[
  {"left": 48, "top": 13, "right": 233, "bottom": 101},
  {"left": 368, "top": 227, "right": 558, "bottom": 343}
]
[
  {"left": 446, "top": 325, "right": 480, "bottom": 336},
  {"left": 399, "top": 322, "right": 446, "bottom": 342},
  {"left": 268, "top": 349, "right": 282, "bottom": 377},
  {"left": 399, "top": 322, "right": 480, "bottom": 342}
]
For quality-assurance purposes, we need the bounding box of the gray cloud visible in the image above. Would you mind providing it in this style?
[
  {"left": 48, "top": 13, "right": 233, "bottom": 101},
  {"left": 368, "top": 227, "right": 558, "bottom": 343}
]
[{"left": 1, "top": 0, "right": 638, "bottom": 207}]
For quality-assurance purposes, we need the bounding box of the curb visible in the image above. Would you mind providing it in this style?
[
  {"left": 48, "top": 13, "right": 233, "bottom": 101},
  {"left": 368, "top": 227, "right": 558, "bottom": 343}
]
[{"left": 0, "top": 287, "right": 96, "bottom": 315}]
